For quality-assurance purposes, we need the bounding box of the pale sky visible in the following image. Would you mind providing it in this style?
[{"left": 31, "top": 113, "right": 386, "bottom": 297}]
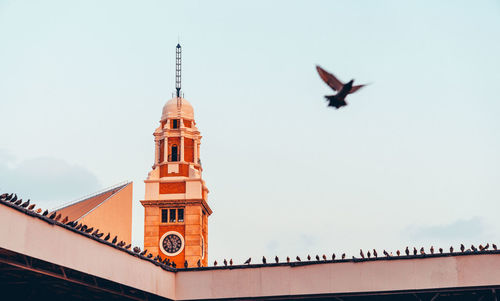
[{"left": 1, "top": 0, "right": 499, "bottom": 263}]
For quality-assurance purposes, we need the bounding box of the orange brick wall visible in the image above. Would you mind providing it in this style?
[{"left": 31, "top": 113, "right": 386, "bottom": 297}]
[
  {"left": 159, "top": 164, "right": 189, "bottom": 177},
  {"left": 183, "top": 119, "right": 192, "bottom": 128},
  {"left": 159, "top": 182, "right": 186, "bottom": 194},
  {"left": 184, "top": 138, "right": 194, "bottom": 162}
]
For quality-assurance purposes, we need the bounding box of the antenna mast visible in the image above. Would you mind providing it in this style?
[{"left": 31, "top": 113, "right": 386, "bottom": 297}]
[{"left": 175, "top": 43, "right": 182, "bottom": 98}]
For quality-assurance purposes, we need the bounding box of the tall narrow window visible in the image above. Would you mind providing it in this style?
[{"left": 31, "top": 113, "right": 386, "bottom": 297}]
[
  {"left": 172, "top": 119, "right": 179, "bottom": 129},
  {"left": 158, "top": 139, "right": 164, "bottom": 163},
  {"left": 171, "top": 144, "right": 179, "bottom": 161},
  {"left": 178, "top": 209, "right": 184, "bottom": 222},
  {"left": 169, "top": 209, "right": 176, "bottom": 222},
  {"left": 161, "top": 209, "right": 168, "bottom": 223}
]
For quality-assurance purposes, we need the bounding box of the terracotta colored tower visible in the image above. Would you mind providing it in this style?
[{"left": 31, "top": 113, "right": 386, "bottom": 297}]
[{"left": 141, "top": 44, "right": 211, "bottom": 268}]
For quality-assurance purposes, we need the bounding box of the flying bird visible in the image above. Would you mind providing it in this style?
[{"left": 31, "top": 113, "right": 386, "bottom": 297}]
[{"left": 316, "top": 65, "right": 367, "bottom": 109}]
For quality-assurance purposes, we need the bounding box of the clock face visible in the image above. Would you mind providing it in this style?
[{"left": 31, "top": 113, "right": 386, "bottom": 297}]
[{"left": 159, "top": 231, "right": 184, "bottom": 256}]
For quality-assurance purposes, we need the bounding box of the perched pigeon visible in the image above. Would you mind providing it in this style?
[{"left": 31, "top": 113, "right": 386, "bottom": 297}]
[{"left": 244, "top": 257, "right": 251, "bottom": 265}]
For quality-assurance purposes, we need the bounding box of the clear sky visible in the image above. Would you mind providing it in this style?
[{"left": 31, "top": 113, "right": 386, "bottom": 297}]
[{"left": 1, "top": 0, "right": 499, "bottom": 263}]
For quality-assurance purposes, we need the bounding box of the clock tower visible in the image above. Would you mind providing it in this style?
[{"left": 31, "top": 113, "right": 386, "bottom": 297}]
[{"left": 141, "top": 44, "right": 211, "bottom": 268}]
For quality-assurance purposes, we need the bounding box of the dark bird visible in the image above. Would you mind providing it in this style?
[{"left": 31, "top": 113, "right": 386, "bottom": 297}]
[
  {"left": 172, "top": 262, "right": 176, "bottom": 268},
  {"left": 262, "top": 256, "right": 267, "bottom": 264},
  {"left": 439, "top": 248, "right": 443, "bottom": 254},
  {"left": 5, "top": 193, "right": 13, "bottom": 201},
  {"left": 54, "top": 213, "right": 62, "bottom": 222},
  {"left": 125, "top": 244, "right": 131, "bottom": 249},
  {"left": 14, "top": 198, "right": 22, "bottom": 206},
  {"left": 396, "top": 250, "right": 400, "bottom": 256},
  {"left": 471, "top": 244, "right": 477, "bottom": 252},
  {"left": 296, "top": 256, "right": 301, "bottom": 262},
  {"left": 117, "top": 241, "right": 125, "bottom": 247},
  {"left": 359, "top": 249, "right": 365, "bottom": 259},
  {"left": 307, "top": 254, "right": 311, "bottom": 261},
  {"left": 430, "top": 246, "right": 434, "bottom": 254},
  {"left": 214, "top": 260, "right": 218, "bottom": 266},
  {"left": 85, "top": 227, "right": 93, "bottom": 234},
  {"left": 11, "top": 194, "right": 17, "bottom": 203},
  {"left": 286, "top": 256, "right": 290, "bottom": 263},
  {"left": 0, "top": 193, "right": 7, "bottom": 199},
  {"left": 479, "top": 244, "right": 484, "bottom": 251},
  {"left": 140, "top": 249, "right": 147, "bottom": 256},
  {"left": 244, "top": 257, "right": 251, "bottom": 265},
  {"left": 197, "top": 259, "right": 202, "bottom": 267},
  {"left": 373, "top": 249, "right": 378, "bottom": 258},
  {"left": 21, "top": 199, "right": 30, "bottom": 208},
  {"left": 104, "top": 233, "right": 110, "bottom": 241},
  {"left": 49, "top": 212, "right": 57, "bottom": 219},
  {"left": 420, "top": 247, "right": 425, "bottom": 255},
  {"left": 405, "top": 246, "right": 410, "bottom": 256},
  {"left": 27, "top": 204, "right": 36, "bottom": 210},
  {"left": 315, "top": 255, "right": 320, "bottom": 261},
  {"left": 460, "top": 244, "right": 465, "bottom": 252},
  {"left": 112, "top": 236, "right": 118, "bottom": 244},
  {"left": 493, "top": 244, "right": 497, "bottom": 251},
  {"left": 92, "top": 229, "right": 99, "bottom": 236},
  {"left": 316, "top": 66, "right": 367, "bottom": 109},
  {"left": 484, "top": 243, "right": 490, "bottom": 250},
  {"left": 133, "top": 247, "right": 141, "bottom": 253},
  {"left": 61, "top": 216, "right": 69, "bottom": 224},
  {"left": 184, "top": 260, "right": 189, "bottom": 268},
  {"left": 450, "top": 246, "right": 454, "bottom": 253},
  {"left": 81, "top": 225, "right": 88, "bottom": 232},
  {"left": 147, "top": 253, "right": 153, "bottom": 258},
  {"left": 331, "top": 253, "right": 336, "bottom": 260},
  {"left": 367, "top": 251, "right": 371, "bottom": 259},
  {"left": 75, "top": 223, "right": 82, "bottom": 230},
  {"left": 413, "top": 247, "right": 417, "bottom": 256},
  {"left": 95, "top": 232, "right": 104, "bottom": 238},
  {"left": 341, "top": 253, "right": 346, "bottom": 260},
  {"left": 383, "top": 250, "right": 389, "bottom": 257},
  {"left": 224, "top": 259, "right": 228, "bottom": 266},
  {"left": 275, "top": 256, "right": 279, "bottom": 263},
  {"left": 322, "top": 254, "right": 327, "bottom": 261},
  {"left": 230, "top": 259, "right": 233, "bottom": 266}
]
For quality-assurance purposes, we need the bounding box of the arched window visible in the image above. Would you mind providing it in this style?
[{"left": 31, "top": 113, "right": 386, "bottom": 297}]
[{"left": 170, "top": 144, "right": 179, "bottom": 162}]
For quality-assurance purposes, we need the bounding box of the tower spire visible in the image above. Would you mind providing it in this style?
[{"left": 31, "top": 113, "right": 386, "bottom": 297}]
[{"left": 175, "top": 43, "right": 182, "bottom": 98}]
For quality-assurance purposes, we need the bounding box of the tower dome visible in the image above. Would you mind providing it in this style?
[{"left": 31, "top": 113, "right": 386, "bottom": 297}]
[{"left": 161, "top": 97, "right": 194, "bottom": 121}]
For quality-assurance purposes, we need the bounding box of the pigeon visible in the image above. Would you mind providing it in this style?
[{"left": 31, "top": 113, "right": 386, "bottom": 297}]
[
  {"left": 197, "top": 259, "right": 202, "bottom": 267},
  {"left": 35, "top": 208, "right": 42, "bottom": 213},
  {"left": 14, "top": 198, "right": 22, "bottom": 206},
  {"left": 359, "top": 249, "right": 365, "bottom": 259},
  {"left": 275, "top": 256, "right": 279, "bottom": 263},
  {"left": 322, "top": 254, "right": 327, "bottom": 261},
  {"left": 172, "top": 262, "right": 176, "bottom": 268},
  {"left": 331, "top": 253, "right": 335, "bottom": 260},
  {"left": 396, "top": 250, "right": 400, "bottom": 256},
  {"left": 286, "top": 256, "right": 290, "bottom": 263},
  {"left": 460, "top": 244, "right": 465, "bottom": 252},
  {"left": 224, "top": 259, "right": 228, "bottom": 266},
  {"left": 439, "top": 248, "right": 443, "bottom": 254},
  {"left": 262, "top": 256, "right": 267, "bottom": 264},
  {"left": 341, "top": 253, "right": 346, "bottom": 260},
  {"left": 81, "top": 225, "right": 88, "bottom": 232},
  {"left": 383, "top": 250, "right": 389, "bottom": 257},
  {"left": 27, "top": 203, "right": 36, "bottom": 210},
  {"left": 296, "top": 256, "right": 301, "bottom": 262},
  {"left": 11, "top": 194, "right": 17, "bottom": 203},
  {"left": 54, "top": 213, "right": 62, "bottom": 222},
  {"left": 315, "top": 255, "right": 320, "bottom": 261},
  {"left": 405, "top": 246, "right": 410, "bottom": 256},
  {"left": 20, "top": 199, "right": 30, "bottom": 208},
  {"left": 140, "top": 249, "right": 147, "bottom": 256},
  {"left": 117, "top": 241, "right": 125, "bottom": 247},
  {"left": 316, "top": 65, "right": 367, "bottom": 109},
  {"left": 112, "top": 236, "right": 118, "bottom": 244},
  {"left": 49, "top": 212, "right": 57, "bottom": 219},
  {"left": 125, "top": 244, "right": 131, "bottom": 249},
  {"left": 373, "top": 249, "right": 378, "bottom": 258},
  {"left": 42, "top": 209, "right": 49, "bottom": 216},
  {"left": 471, "top": 244, "right": 477, "bottom": 252},
  {"left": 184, "top": 260, "right": 189, "bottom": 268},
  {"left": 60, "top": 216, "right": 68, "bottom": 224},
  {"left": 75, "top": 223, "right": 82, "bottom": 230},
  {"left": 493, "top": 244, "right": 497, "bottom": 251},
  {"left": 420, "top": 247, "right": 425, "bottom": 255},
  {"left": 244, "top": 257, "right": 251, "bottom": 265},
  {"left": 484, "top": 243, "right": 490, "bottom": 250},
  {"left": 430, "top": 246, "right": 434, "bottom": 254},
  {"left": 367, "top": 251, "right": 371, "bottom": 259},
  {"left": 0, "top": 193, "right": 7, "bottom": 199},
  {"left": 479, "top": 244, "right": 484, "bottom": 251},
  {"left": 450, "top": 246, "right": 454, "bottom": 253},
  {"left": 104, "top": 233, "right": 110, "bottom": 241},
  {"left": 133, "top": 247, "right": 141, "bottom": 253},
  {"left": 307, "top": 255, "right": 311, "bottom": 261},
  {"left": 92, "top": 229, "right": 99, "bottom": 236},
  {"left": 413, "top": 247, "right": 417, "bottom": 256},
  {"left": 85, "top": 227, "right": 93, "bottom": 234},
  {"left": 230, "top": 259, "right": 233, "bottom": 266},
  {"left": 214, "top": 260, "right": 218, "bottom": 266},
  {"left": 147, "top": 253, "right": 152, "bottom": 258},
  {"left": 95, "top": 232, "right": 104, "bottom": 238}
]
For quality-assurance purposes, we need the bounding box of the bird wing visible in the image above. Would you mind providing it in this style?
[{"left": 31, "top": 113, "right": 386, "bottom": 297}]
[
  {"left": 316, "top": 65, "right": 344, "bottom": 91},
  {"left": 349, "top": 84, "right": 366, "bottom": 94}
]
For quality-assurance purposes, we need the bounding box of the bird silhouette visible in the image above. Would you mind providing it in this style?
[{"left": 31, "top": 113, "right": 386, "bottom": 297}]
[
  {"left": 49, "top": 212, "right": 57, "bottom": 219},
  {"left": 383, "top": 250, "right": 389, "bottom": 257},
  {"left": 493, "top": 244, "right": 497, "bottom": 251},
  {"left": 104, "top": 233, "right": 110, "bottom": 241},
  {"left": 262, "top": 256, "right": 267, "bottom": 264},
  {"left": 275, "top": 256, "right": 279, "bottom": 263},
  {"left": 75, "top": 223, "right": 82, "bottom": 230},
  {"left": 286, "top": 256, "right": 290, "bottom": 263},
  {"left": 197, "top": 259, "right": 202, "bottom": 267},
  {"left": 315, "top": 255, "right": 320, "bottom": 261},
  {"left": 373, "top": 249, "right": 378, "bottom": 258},
  {"left": 341, "top": 253, "right": 346, "bottom": 260},
  {"left": 147, "top": 253, "right": 152, "bottom": 258},
  {"left": 331, "top": 253, "right": 335, "bottom": 260},
  {"left": 125, "top": 244, "right": 131, "bottom": 249},
  {"left": 14, "top": 198, "right": 22, "bottom": 206},
  {"left": 439, "top": 248, "right": 443, "bottom": 254},
  {"left": 405, "top": 246, "right": 409, "bottom": 256},
  {"left": 230, "top": 259, "right": 233, "bottom": 266},
  {"left": 244, "top": 257, "right": 251, "bottom": 265},
  {"left": 307, "top": 255, "right": 311, "bottom": 261},
  {"left": 413, "top": 247, "right": 417, "bottom": 255},
  {"left": 11, "top": 194, "right": 17, "bottom": 203},
  {"left": 214, "top": 260, "right": 218, "bottom": 266},
  {"left": 430, "top": 246, "right": 434, "bottom": 254},
  {"left": 224, "top": 259, "right": 228, "bottom": 266},
  {"left": 133, "top": 247, "right": 141, "bottom": 253},
  {"left": 140, "top": 249, "right": 147, "bottom": 256},
  {"left": 61, "top": 216, "right": 69, "bottom": 224},
  {"left": 92, "top": 229, "right": 99, "bottom": 236},
  {"left": 54, "top": 213, "right": 62, "bottom": 221},
  {"left": 42, "top": 209, "right": 49, "bottom": 216},
  {"left": 172, "top": 262, "right": 176, "bottom": 268},
  {"left": 296, "top": 256, "right": 301, "bottom": 262},
  {"left": 85, "top": 227, "right": 93, "bottom": 234},
  {"left": 112, "top": 236, "right": 118, "bottom": 244},
  {"left": 35, "top": 208, "right": 42, "bottom": 213},
  {"left": 27, "top": 204, "right": 36, "bottom": 210},
  {"left": 396, "top": 250, "right": 401, "bottom": 256},
  {"left": 479, "top": 244, "right": 484, "bottom": 251},
  {"left": 81, "top": 225, "right": 88, "bottom": 232},
  {"left": 322, "top": 254, "right": 327, "bottom": 261},
  {"left": 95, "top": 232, "right": 104, "bottom": 238},
  {"left": 316, "top": 65, "right": 367, "bottom": 109},
  {"left": 450, "top": 246, "right": 454, "bottom": 253},
  {"left": 367, "top": 251, "right": 371, "bottom": 258},
  {"left": 184, "top": 260, "right": 188, "bottom": 268},
  {"left": 460, "top": 244, "right": 465, "bottom": 252},
  {"left": 484, "top": 243, "right": 490, "bottom": 250},
  {"left": 117, "top": 241, "right": 125, "bottom": 247},
  {"left": 20, "top": 199, "right": 30, "bottom": 208},
  {"left": 420, "top": 247, "right": 425, "bottom": 255},
  {"left": 471, "top": 244, "right": 477, "bottom": 252},
  {"left": 359, "top": 249, "right": 365, "bottom": 259}
]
